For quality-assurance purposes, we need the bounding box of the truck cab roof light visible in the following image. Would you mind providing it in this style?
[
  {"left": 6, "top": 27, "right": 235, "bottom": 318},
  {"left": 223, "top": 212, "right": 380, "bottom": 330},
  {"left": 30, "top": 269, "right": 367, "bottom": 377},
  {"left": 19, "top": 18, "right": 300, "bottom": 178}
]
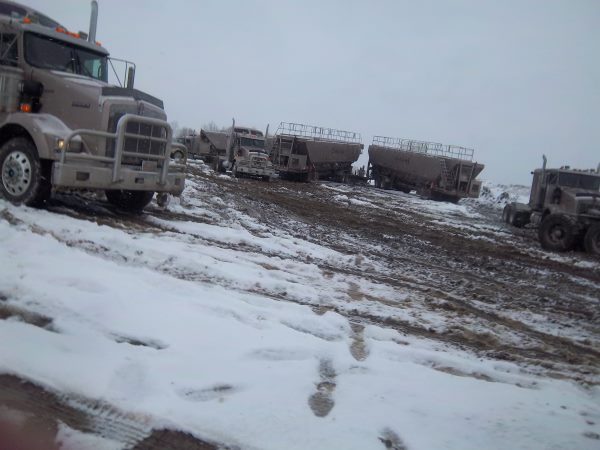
[{"left": 23, "top": 17, "right": 32, "bottom": 24}]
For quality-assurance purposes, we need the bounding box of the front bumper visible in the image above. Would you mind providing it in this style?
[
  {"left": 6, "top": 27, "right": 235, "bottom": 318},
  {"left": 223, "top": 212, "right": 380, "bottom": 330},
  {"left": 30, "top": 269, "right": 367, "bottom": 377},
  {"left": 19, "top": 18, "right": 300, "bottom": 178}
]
[
  {"left": 52, "top": 162, "right": 185, "bottom": 194},
  {"left": 52, "top": 114, "right": 187, "bottom": 195},
  {"left": 237, "top": 165, "right": 274, "bottom": 177}
]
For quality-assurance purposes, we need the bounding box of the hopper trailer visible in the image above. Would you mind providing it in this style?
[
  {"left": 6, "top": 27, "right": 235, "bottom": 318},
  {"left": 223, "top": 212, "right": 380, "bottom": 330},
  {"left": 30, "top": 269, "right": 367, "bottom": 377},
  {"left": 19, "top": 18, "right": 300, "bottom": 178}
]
[
  {"left": 367, "top": 136, "right": 484, "bottom": 202},
  {"left": 269, "top": 122, "right": 363, "bottom": 182}
]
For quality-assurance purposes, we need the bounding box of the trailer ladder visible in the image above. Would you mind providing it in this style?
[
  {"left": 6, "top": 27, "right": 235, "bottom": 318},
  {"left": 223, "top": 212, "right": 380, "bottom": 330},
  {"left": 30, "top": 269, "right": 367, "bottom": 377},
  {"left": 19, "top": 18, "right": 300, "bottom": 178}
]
[
  {"left": 439, "top": 158, "right": 454, "bottom": 189},
  {"left": 273, "top": 135, "right": 295, "bottom": 169}
]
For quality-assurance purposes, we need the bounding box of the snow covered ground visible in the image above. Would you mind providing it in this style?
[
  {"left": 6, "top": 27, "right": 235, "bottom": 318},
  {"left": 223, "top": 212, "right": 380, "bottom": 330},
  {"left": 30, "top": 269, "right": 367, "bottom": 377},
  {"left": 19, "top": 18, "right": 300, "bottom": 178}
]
[{"left": 1, "top": 163, "right": 599, "bottom": 449}]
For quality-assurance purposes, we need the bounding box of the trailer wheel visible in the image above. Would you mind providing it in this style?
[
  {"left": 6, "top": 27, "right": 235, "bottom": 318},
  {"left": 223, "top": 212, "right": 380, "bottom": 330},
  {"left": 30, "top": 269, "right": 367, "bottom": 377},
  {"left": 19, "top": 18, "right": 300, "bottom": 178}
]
[
  {"left": 583, "top": 223, "right": 600, "bottom": 256},
  {"left": 105, "top": 190, "right": 154, "bottom": 212},
  {"left": 538, "top": 214, "right": 577, "bottom": 252},
  {"left": 373, "top": 175, "right": 381, "bottom": 189},
  {"left": 0, "top": 137, "right": 51, "bottom": 206}
]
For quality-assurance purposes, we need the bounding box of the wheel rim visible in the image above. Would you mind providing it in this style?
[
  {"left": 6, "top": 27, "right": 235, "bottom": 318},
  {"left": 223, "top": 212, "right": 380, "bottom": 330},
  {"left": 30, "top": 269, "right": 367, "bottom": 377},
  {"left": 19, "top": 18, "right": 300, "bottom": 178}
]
[
  {"left": 173, "top": 152, "right": 184, "bottom": 163},
  {"left": 548, "top": 224, "right": 567, "bottom": 244},
  {"left": 2, "top": 150, "right": 32, "bottom": 196}
]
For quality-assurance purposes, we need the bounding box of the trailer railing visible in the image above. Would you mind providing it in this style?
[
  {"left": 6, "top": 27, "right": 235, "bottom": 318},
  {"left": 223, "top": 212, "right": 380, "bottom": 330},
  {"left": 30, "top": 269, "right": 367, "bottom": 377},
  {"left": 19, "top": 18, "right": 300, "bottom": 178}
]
[
  {"left": 372, "top": 136, "right": 474, "bottom": 161},
  {"left": 275, "top": 122, "right": 362, "bottom": 144}
]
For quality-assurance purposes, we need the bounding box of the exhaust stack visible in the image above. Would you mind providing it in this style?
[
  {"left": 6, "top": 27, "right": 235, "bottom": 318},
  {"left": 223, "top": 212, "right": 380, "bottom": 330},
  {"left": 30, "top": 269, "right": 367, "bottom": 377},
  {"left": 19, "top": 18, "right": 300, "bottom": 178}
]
[
  {"left": 597, "top": 162, "right": 600, "bottom": 174},
  {"left": 88, "top": 1, "right": 98, "bottom": 43}
]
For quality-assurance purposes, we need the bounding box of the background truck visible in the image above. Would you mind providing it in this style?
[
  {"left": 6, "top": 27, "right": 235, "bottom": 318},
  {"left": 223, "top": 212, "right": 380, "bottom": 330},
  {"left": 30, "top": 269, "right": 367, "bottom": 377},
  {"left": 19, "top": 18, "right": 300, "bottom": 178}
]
[
  {"left": 269, "top": 122, "right": 363, "bottom": 182},
  {"left": 0, "top": 1, "right": 186, "bottom": 211},
  {"left": 367, "top": 136, "right": 484, "bottom": 202},
  {"left": 176, "top": 129, "right": 228, "bottom": 169},
  {"left": 503, "top": 156, "right": 600, "bottom": 256},
  {"left": 224, "top": 119, "right": 273, "bottom": 180}
]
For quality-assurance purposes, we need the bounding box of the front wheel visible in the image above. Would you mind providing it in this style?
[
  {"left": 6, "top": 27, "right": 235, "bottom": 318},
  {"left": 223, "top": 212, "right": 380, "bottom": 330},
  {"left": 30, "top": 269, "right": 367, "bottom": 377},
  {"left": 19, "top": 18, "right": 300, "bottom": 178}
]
[
  {"left": 105, "top": 190, "right": 154, "bottom": 212},
  {"left": 538, "top": 214, "right": 577, "bottom": 252},
  {"left": 583, "top": 223, "right": 600, "bottom": 256},
  {"left": 0, "top": 137, "right": 51, "bottom": 206}
]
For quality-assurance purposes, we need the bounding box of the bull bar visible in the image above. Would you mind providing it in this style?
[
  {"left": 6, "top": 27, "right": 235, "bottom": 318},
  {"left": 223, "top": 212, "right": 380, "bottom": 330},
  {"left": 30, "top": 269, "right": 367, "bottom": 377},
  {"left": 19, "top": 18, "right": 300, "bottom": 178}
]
[{"left": 52, "top": 114, "right": 187, "bottom": 194}]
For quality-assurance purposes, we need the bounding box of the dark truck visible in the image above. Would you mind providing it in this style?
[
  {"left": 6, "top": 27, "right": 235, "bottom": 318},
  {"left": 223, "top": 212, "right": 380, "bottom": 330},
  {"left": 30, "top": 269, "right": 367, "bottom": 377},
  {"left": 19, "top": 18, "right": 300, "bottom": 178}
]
[
  {"left": 0, "top": 1, "right": 186, "bottom": 211},
  {"left": 503, "top": 156, "right": 600, "bottom": 256}
]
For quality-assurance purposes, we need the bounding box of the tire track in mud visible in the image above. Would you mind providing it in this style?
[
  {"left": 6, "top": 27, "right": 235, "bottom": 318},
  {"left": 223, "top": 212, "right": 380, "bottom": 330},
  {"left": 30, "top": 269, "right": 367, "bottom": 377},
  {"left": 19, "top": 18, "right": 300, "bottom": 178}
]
[{"left": 0, "top": 375, "right": 226, "bottom": 450}]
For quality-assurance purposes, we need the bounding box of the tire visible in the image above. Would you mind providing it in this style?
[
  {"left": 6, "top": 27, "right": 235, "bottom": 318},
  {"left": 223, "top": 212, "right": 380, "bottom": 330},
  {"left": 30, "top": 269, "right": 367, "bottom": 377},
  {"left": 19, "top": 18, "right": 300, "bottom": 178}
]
[
  {"left": 583, "top": 223, "right": 600, "bottom": 256},
  {"left": 502, "top": 204, "right": 512, "bottom": 224},
  {"left": 538, "top": 214, "right": 577, "bottom": 252},
  {"left": 513, "top": 211, "right": 530, "bottom": 228},
  {"left": 0, "top": 137, "right": 51, "bottom": 206},
  {"left": 374, "top": 175, "right": 381, "bottom": 189},
  {"left": 105, "top": 190, "right": 154, "bottom": 212}
]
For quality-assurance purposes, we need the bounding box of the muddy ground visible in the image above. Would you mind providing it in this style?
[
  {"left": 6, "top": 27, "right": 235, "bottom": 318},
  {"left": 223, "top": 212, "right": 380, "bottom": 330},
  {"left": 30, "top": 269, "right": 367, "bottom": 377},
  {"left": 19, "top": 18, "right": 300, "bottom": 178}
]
[{"left": 1, "top": 163, "right": 599, "bottom": 448}]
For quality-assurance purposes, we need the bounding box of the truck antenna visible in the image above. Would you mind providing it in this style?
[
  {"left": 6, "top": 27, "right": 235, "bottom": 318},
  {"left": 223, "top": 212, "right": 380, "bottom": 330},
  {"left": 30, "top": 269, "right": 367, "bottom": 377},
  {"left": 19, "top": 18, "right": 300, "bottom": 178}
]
[{"left": 88, "top": 1, "right": 98, "bottom": 43}]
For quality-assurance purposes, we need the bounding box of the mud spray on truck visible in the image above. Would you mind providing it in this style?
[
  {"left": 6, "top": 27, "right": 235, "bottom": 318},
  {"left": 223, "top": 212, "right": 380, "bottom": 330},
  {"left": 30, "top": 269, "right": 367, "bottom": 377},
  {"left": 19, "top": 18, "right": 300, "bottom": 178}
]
[{"left": 0, "top": 1, "right": 186, "bottom": 211}]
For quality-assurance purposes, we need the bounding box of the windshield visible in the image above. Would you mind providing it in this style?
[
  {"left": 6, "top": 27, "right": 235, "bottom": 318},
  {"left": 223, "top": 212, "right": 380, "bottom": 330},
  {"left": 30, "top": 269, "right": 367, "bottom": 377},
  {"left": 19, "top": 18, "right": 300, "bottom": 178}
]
[
  {"left": 559, "top": 172, "right": 600, "bottom": 190},
  {"left": 240, "top": 137, "right": 265, "bottom": 149},
  {"left": 24, "top": 32, "right": 108, "bottom": 81}
]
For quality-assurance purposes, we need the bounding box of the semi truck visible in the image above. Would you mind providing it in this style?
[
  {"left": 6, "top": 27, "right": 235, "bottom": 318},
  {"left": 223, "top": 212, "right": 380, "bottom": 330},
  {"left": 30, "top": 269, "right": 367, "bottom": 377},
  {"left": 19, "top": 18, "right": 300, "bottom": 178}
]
[
  {"left": 367, "top": 136, "right": 484, "bottom": 202},
  {"left": 177, "top": 129, "right": 228, "bottom": 168},
  {"left": 503, "top": 156, "right": 600, "bottom": 256},
  {"left": 0, "top": 1, "right": 186, "bottom": 211},
  {"left": 269, "top": 122, "right": 363, "bottom": 182},
  {"left": 225, "top": 120, "right": 274, "bottom": 180}
]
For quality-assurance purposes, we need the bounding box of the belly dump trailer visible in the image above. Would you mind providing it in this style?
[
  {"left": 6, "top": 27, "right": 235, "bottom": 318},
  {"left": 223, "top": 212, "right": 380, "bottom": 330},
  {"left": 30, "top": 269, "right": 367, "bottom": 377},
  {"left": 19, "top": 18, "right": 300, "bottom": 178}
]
[
  {"left": 0, "top": 1, "right": 186, "bottom": 211},
  {"left": 269, "top": 122, "right": 363, "bottom": 182},
  {"left": 367, "top": 136, "right": 484, "bottom": 202}
]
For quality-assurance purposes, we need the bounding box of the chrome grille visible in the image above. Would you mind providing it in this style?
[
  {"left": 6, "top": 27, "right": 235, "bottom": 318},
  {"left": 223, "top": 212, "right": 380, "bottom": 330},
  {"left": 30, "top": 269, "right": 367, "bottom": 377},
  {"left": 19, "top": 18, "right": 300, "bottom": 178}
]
[{"left": 107, "top": 105, "right": 168, "bottom": 166}]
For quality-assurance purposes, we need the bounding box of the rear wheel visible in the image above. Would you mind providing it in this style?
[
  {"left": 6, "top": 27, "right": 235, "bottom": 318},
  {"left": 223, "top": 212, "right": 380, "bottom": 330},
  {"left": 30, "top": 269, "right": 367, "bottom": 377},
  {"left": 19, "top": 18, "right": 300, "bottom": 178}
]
[
  {"left": 583, "top": 223, "right": 600, "bottom": 256},
  {"left": 538, "top": 214, "right": 577, "bottom": 252},
  {"left": 105, "top": 190, "right": 154, "bottom": 212},
  {"left": 0, "top": 137, "right": 51, "bottom": 206}
]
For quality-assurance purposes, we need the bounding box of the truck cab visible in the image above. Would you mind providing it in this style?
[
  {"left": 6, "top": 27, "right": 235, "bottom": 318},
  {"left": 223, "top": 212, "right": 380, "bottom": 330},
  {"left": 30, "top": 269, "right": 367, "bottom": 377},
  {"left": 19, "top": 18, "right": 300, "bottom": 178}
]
[
  {"left": 504, "top": 159, "right": 600, "bottom": 255},
  {"left": 227, "top": 123, "right": 274, "bottom": 181},
  {"left": 0, "top": 1, "right": 186, "bottom": 211}
]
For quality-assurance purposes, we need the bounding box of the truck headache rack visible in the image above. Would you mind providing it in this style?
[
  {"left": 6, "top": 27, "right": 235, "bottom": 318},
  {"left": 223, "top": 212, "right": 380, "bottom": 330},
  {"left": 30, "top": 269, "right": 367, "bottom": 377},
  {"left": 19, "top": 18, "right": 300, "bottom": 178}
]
[
  {"left": 275, "top": 122, "right": 362, "bottom": 144},
  {"left": 372, "top": 136, "right": 474, "bottom": 161},
  {"left": 58, "top": 114, "right": 186, "bottom": 187}
]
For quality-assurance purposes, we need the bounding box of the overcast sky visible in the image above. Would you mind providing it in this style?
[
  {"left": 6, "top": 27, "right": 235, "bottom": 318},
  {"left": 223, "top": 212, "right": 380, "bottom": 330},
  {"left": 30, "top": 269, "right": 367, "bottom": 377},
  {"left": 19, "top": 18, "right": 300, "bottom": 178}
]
[{"left": 26, "top": 0, "right": 600, "bottom": 184}]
